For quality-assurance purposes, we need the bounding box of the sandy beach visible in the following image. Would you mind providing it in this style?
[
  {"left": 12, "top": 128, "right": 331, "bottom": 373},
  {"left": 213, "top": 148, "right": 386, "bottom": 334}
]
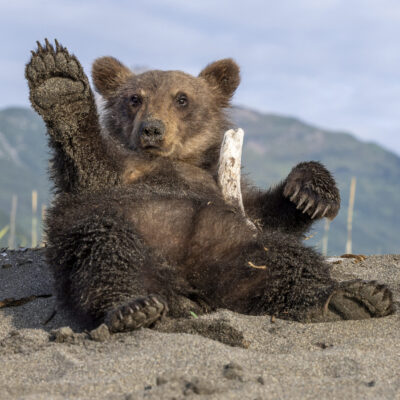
[{"left": 0, "top": 248, "right": 399, "bottom": 399}]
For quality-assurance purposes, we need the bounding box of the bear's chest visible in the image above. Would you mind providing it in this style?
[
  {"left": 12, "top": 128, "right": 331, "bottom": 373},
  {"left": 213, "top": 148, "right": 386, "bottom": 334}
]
[{"left": 129, "top": 198, "right": 197, "bottom": 262}]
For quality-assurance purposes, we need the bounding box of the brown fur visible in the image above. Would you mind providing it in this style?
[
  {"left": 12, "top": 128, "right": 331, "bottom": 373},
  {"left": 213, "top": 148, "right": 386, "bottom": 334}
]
[
  {"left": 95, "top": 58, "right": 235, "bottom": 174},
  {"left": 92, "top": 56, "right": 133, "bottom": 99},
  {"left": 25, "top": 40, "right": 394, "bottom": 332}
]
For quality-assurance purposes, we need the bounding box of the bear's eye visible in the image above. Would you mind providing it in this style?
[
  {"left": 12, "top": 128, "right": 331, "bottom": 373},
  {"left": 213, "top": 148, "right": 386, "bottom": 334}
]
[
  {"left": 130, "top": 94, "right": 142, "bottom": 107},
  {"left": 176, "top": 93, "right": 188, "bottom": 108}
]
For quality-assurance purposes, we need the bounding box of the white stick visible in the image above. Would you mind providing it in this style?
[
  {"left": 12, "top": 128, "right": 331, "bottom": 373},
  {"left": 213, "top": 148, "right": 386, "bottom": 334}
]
[{"left": 217, "top": 128, "right": 257, "bottom": 231}]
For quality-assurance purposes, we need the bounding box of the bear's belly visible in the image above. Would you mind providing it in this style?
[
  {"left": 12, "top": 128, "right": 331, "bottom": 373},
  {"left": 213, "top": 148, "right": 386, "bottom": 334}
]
[
  {"left": 130, "top": 199, "right": 196, "bottom": 262},
  {"left": 129, "top": 197, "right": 256, "bottom": 266}
]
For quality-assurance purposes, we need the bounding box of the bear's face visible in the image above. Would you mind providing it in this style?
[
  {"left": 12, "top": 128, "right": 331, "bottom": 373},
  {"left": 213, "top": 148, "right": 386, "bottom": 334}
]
[{"left": 92, "top": 57, "right": 240, "bottom": 168}]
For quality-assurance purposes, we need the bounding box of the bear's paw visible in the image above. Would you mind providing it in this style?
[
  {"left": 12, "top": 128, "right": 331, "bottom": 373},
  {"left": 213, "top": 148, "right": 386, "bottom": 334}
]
[
  {"left": 104, "top": 294, "right": 168, "bottom": 333},
  {"left": 327, "top": 280, "right": 394, "bottom": 320},
  {"left": 25, "top": 39, "right": 90, "bottom": 116},
  {"left": 283, "top": 161, "right": 340, "bottom": 220}
]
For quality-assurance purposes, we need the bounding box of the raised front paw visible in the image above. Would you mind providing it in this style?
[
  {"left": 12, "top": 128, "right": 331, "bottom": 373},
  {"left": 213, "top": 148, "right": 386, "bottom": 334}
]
[
  {"left": 25, "top": 39, "right": 91, "bottom": 117},
  {"left": 104, "top": 294, "right": 168, "bottom": 333},
  {"left": 283, "top": 161, "right": 340, "bottom": 220},
  {"left": 326, "top": 280, "right": 394, "bottom": 320}
]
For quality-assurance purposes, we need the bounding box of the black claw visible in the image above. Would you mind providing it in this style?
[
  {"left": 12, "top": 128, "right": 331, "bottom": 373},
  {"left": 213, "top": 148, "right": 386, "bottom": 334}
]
[
  {"left": 382, "top": 288, "right": 392, "bottom": 302},
  {"left": 302, "top": 200, "right": 314, "bottom": 214},
  {"left": 311, "top": 204, "right": 323, "bottom": 219},
  {"left": 290, "top": 187, "right": 300, "bottom": 202},
  {"left": 151, "top": 297, "right": 160, "bottom": 307},
  {"left": 44, "top": 38, "right": 54, "bottom": 52},
  {"left": 321, "top": 205, "right": 330, "bottom": 218},
  {"left": 296, "top": 194, "right": 307, "bottom": 210},
  {"left": 36, "top": 40, "right": 44, "bottom": 52},
  {"left": 283, "top": 186, "right": 290, "bottom": 198},
  {"left": 55, "top": 38, "right": 62, "bottom": 52},
  {"left": 372, "top": 283, "right": 384, "bottom": 296}
]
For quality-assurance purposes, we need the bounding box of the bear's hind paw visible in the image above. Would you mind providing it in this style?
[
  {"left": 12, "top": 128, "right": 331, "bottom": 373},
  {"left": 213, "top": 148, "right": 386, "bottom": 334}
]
[
  {"left": 327, "top": 280, "right": 394, "bottom": 320},
  {"left": 105, "top": 295, "right": 168, "bottom": 333}
]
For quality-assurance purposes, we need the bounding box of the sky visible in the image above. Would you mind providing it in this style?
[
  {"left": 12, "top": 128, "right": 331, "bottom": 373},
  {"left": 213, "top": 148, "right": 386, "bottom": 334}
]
[{"left": 1, "top": 0, "right": 400, "bottom": 155}]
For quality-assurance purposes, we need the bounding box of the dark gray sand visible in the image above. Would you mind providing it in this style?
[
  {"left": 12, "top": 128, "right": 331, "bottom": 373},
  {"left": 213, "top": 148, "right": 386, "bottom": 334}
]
[{"left": 1, "top": 249, "right": 399, "bottom": 400}]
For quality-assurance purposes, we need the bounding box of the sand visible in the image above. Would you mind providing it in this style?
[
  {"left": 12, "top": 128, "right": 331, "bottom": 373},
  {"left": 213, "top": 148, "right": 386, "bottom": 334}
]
[{"left": 0, "top": 248, "right": 399, "bottom": 400}]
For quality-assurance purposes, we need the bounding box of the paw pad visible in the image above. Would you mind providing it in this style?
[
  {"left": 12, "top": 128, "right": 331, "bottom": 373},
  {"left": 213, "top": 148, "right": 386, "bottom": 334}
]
[
  {"left": 26, "top": 39, "right": 89, "bottom": 114},
  {"left": 328, "top": 280, "right": 394, "bottom": 320}
]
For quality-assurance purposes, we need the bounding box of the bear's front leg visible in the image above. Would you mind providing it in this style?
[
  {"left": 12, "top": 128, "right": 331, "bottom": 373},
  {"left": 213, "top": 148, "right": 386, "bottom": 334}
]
[
  {"left": 26, "top": 39, "right": 122, "bottom": 193},
  {"left": 283, "top": 161, "right": 340, "bottom": 221},
  {"left": 244, "top": 161, "right": 340, "bottom": 236}
]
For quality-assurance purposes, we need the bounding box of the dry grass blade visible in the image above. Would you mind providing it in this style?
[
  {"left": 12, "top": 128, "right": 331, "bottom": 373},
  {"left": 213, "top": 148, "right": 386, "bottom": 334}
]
[
  {"left": 0, "top": 294, "right": 52, "bottom": 308},
  {"left": 248, "top": 261, "right": 267, "bottom": 270}
]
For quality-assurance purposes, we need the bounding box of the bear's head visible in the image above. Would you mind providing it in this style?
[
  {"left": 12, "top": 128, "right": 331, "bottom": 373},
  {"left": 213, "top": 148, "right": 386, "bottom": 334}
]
[{"left": 92, "top": 57, "right": 240, "bottom": 169}]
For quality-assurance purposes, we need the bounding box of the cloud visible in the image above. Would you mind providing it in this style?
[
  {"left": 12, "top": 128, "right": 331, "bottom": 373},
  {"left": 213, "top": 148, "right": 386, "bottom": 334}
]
[{"left": 1, "top": 0, "right": 400, "bottom": 154}]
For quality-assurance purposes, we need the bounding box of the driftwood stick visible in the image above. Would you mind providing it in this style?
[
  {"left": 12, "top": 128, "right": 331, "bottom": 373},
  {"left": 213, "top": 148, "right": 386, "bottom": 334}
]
[{"left": 217, "top": 128, "right": 257, "bottom": 231}]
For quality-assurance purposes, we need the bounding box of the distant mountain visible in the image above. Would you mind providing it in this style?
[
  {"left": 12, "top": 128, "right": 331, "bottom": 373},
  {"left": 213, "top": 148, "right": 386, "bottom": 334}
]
[
  {"left": 232, "top": 106, "right": 400, "bottom": 255},
  {"left": 0, "top": 106, "right": 399, "bottom": 255}
]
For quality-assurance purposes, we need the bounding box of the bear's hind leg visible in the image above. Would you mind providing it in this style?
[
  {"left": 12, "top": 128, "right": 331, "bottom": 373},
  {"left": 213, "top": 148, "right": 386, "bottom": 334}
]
[
  {"left": 250, "top": 233, "right": 394, "bottom": 322},
  {"left": 46, "top": 205, "right": 173, "bottom": 332},
  {"left": 190, "top": 223, "right": 394, "bottom": 322},
  {"left": 185, "top": 205, "right": 334, "bottom": 316}
]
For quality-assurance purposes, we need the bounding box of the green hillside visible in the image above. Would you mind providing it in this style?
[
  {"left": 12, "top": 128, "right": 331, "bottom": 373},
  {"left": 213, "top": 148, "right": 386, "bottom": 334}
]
[
  {"left": 0, "top": 107, "right": 50, "bottom": 247},
  {"left": 0, "top": 106, "right": 399, "bottom": 255}
]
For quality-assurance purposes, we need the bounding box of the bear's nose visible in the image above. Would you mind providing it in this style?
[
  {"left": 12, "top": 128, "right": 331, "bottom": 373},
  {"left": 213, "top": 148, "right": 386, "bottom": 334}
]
[{"left": 139, "top": 120, "right": 165, "bottom": 147}]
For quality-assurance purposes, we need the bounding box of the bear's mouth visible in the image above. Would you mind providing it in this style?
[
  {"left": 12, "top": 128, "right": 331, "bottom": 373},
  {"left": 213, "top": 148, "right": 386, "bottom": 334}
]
[
  {"left": 143, "top": 143, "right": 176, "bottom": 158},
  {"left": 142, "top": 144, "right": 159, "bottom": 150},
  {"left": 128, "top": 140, "right": 173, "bottom": 157},
  {"left": 141, "top": 144, "right": 162, "bottom": 153},
  {"left": 138, "top": 137, "right": 164, "bottom": 153},
  {"left": 128, "top": 142, "right": 162, "bottom": 153}
]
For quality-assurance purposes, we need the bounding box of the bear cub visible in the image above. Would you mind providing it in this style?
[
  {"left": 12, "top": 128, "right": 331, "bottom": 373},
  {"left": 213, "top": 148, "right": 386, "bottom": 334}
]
[{"left": 25, "top": 40, "right": 394, "bottom": 332}]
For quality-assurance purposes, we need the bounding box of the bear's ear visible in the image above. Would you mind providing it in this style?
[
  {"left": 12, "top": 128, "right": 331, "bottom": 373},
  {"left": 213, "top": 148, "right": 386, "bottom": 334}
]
[
  {"left": 198, "top": 59, "right": 240, "bottom": 105},
  {"left": 92, "top": 57, "right": 133, "bottom": 98}
]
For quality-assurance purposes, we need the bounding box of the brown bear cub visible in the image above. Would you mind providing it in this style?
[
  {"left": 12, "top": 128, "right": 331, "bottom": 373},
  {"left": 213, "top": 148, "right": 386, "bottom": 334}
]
[{"left": 25, "top": 40, "right": 393, "bottom": 332}]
